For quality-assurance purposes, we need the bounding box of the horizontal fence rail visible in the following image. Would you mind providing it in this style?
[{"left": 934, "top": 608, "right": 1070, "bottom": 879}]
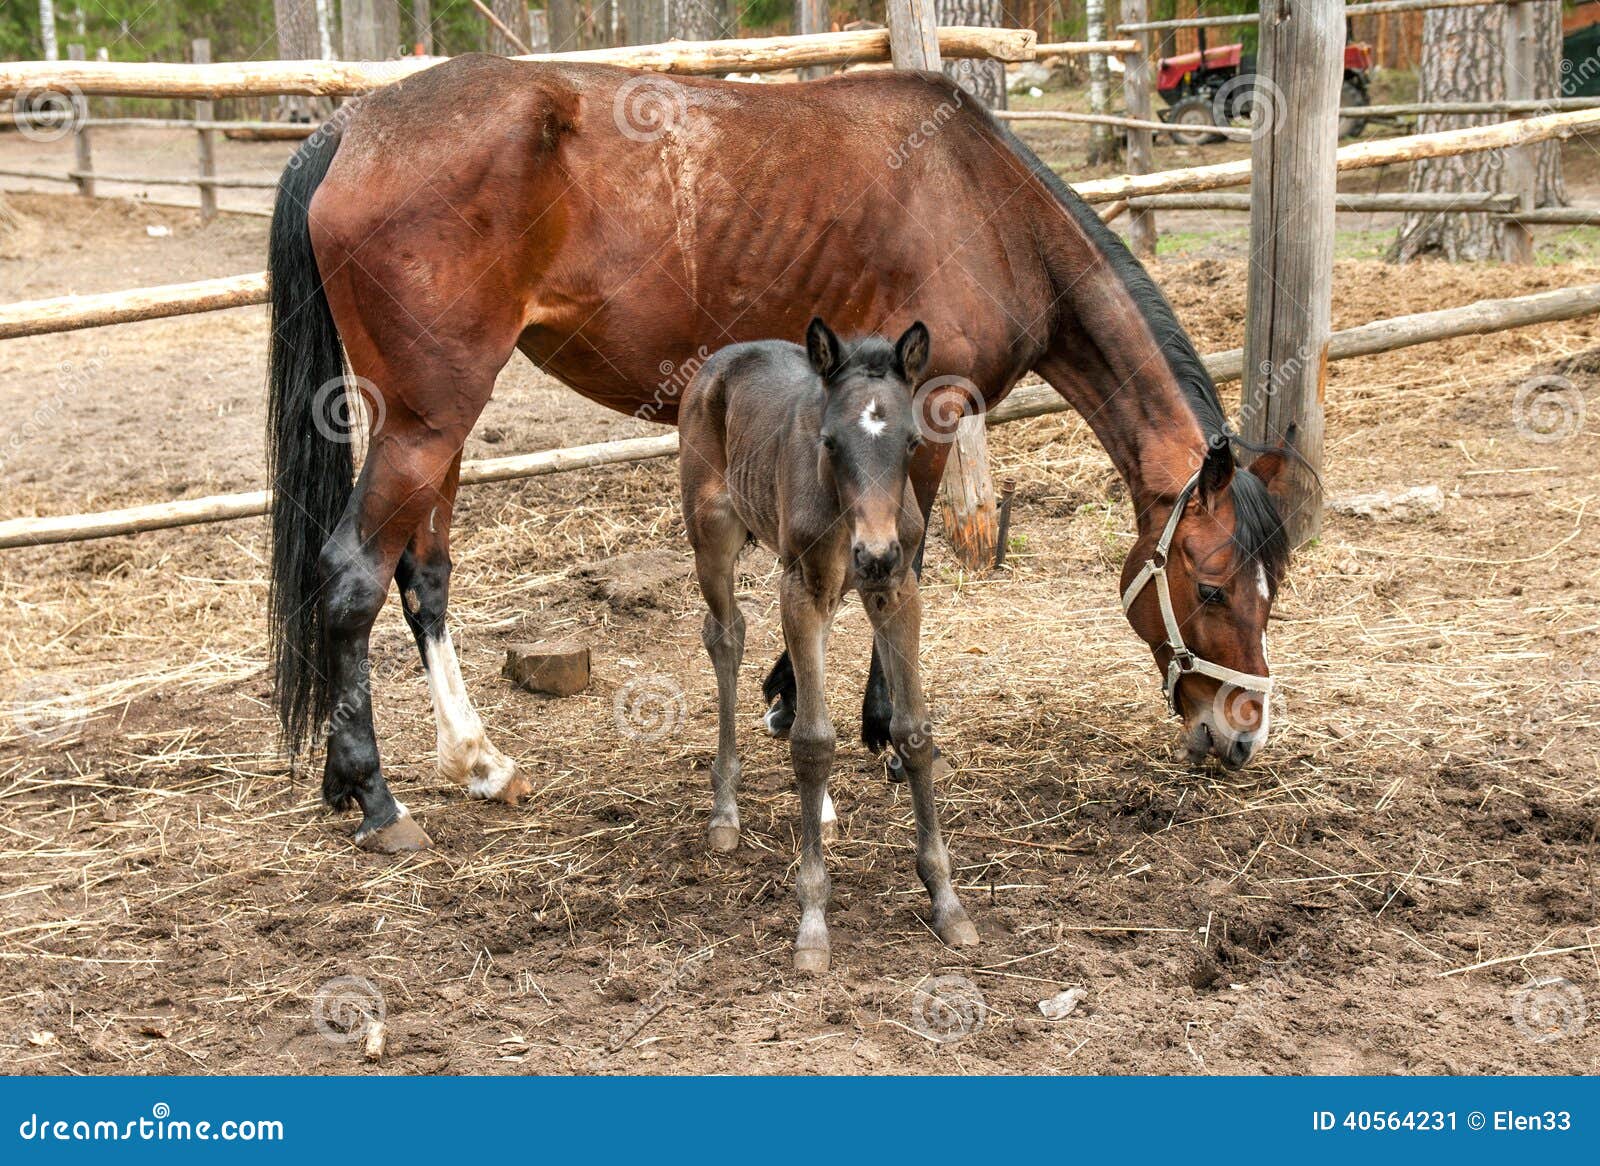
[
  {"left": 1119, "top": 0, "right": 1511, "bottom": 33},
  {"left": 2, "top": 284, "right": 1596, "bottom": 551},
  {"left": 0, "top": 28, "right": 1037, "bottom": 99},
  {"left": 1129, "top": 192, "right": 1520, "bottom": 213}
]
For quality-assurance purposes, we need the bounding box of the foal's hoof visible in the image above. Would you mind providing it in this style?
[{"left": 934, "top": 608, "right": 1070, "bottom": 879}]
[
  {"left": 353, "top": 813, "right": 432, "bottom": 854},
  {"left": 938, "top": 916, "right": 981, "bottom": 948},
  {"left": 793, "top": 946, "right": 831, "bottom": 976},
  {"left": 707, "top": 823, "right": 740, "bottom": 853}
]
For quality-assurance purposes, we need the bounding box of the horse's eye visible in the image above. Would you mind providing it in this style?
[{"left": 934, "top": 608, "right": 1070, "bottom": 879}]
[{"left": 1198, "top": 584, "right": 1227, "bottom": 606}]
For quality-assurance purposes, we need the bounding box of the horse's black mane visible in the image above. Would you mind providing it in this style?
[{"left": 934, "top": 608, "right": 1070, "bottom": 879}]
[{"left": 987, "top": 118, "right": 1289, "bottom": 587}]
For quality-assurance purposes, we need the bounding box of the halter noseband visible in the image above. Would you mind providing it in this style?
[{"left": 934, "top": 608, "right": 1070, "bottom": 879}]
[{"left": 1120, "top": 469, "right": 1274, "bottom": 715}]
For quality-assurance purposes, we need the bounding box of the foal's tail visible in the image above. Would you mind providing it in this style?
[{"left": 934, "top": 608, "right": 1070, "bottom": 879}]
[{"left": 266, "top": 131, "right": 347, "bottom": 759}]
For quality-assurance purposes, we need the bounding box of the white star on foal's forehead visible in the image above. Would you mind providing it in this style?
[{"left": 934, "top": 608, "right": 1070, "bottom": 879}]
[{"left": 858, "top": 399, "right": 886, "bottom": 437}]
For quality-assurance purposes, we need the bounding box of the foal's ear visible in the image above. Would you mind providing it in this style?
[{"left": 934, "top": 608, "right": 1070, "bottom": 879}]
[
  {"left": 894, "top": 321, "right": 931, "bottom": 383},
  {"left": 806, "top": 318, "right": 841, "bottom": 380},
  {"left": 1197, "top": 436, "right": 1235, "bottom": 502}
]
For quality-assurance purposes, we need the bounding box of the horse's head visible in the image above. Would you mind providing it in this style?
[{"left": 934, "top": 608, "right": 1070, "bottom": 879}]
[
  {"left": 808, "top": 317, "right": 930, "bottom": 588},
  {"left": 1122, "top": 439, "right": 1292, "bottom": 770}
]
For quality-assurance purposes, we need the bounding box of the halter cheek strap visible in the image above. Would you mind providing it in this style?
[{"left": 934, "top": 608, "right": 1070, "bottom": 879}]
[{"left": 1120, "top": 469, "right": 1274, "bottom": 714}]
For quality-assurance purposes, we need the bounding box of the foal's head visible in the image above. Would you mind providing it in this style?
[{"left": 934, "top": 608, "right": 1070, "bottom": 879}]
[
  {"left": 1122, "top": 440, "right": 1293, "bottom": 770},
  {"left": 806, "top": 317, "right": 930, "bottom": 588}
]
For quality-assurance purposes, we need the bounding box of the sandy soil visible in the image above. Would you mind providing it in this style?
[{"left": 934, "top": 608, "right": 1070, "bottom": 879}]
[{"left": 0, "top": 184, "right": 1596, "bottom": 1076}]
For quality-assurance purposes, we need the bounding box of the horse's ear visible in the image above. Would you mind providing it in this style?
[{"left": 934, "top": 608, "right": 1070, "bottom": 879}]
[
  {"left": 806, "top": 318, "right": 841, "bottom": 380},
  {"left": 894, "top": 321, "right": 930, "bottom": 383},
  {"left": 1248, "top": 423, "right": 1298, "bottom": 498},
  {"left": 1198, "top": 437, "right": 1234, "bottom": 501}
]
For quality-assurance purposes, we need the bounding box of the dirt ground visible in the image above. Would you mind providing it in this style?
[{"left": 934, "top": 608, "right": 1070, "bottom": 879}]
[{"left": 1, "top": 139, "right": 1598, "bottom": 1076}]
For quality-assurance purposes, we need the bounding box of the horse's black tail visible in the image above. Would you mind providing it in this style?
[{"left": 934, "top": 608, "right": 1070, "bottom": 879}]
[{"left": 266, "top": 132, "right": 348, "bottom": 760}]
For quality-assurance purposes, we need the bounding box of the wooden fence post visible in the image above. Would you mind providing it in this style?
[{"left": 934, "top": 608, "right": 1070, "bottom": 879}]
[
  {"left": 1500, "top": 1, "right": 1536, "bottom": 264},
  {"left": 886, "top": 0, "right": 1000, "bottom": 572},
  {"left": 68, "top": 45, "right": 94, "bottom": 199},
  {"left": 797, "top": 0, "right": 830, "bottom": 80},
  {"left": 1239, "top": 0, "right": 1341, "bottom": 548},
  {"left": 1120, "top": 0, "right": 1156, "bottom": 255},
  {"left": 193, "top": 38, "right": 217, "bottom": 222}
]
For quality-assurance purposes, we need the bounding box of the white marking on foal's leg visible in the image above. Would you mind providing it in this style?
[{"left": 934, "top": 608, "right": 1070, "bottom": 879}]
[
  {"left": 423, "top": 632, "right": 516, "bottom": 798},
  {"left": 821, "top": 789, "right": 838, "bottom": 827}
]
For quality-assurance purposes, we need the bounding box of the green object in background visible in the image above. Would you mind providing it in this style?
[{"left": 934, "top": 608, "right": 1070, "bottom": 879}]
[{"left": 1564, "top": 23, "right": 1600, "bottom": 99}]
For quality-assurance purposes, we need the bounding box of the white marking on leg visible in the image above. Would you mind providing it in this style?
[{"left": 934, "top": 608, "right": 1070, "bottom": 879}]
[
  {"left": 424, "top": 632, "right": 515, "bottom": 797},
  {"left": 821, "top": 789, "right": 837, "bottom": 826},
  {"left": 859, "top": 399, "right": 886, "bottom": 437}
]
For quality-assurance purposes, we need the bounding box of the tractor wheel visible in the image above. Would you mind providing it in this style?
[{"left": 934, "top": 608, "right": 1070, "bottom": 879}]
[
  {"left": 1339, "top": 80, "right": 1368, "bottom": 140},
  {"left": 1166, "top": 95, "right": 1224, "bottom": 146}
]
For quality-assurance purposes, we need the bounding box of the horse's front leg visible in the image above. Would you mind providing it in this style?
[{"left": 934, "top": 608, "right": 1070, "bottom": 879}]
[
  {"left": 863, "top": 577, "right": 978, "bottom": 948},
  {"left": 394, "top": 456, "right": 526, "bottom": 805},
  {"left": 779, "top": 567, "right": 838, "bottom": 975}
]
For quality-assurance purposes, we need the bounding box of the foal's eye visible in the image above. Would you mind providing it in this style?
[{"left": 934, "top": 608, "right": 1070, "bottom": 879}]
[{"left": 1198, "top": 584, "right": 1228, "bottom": 606}]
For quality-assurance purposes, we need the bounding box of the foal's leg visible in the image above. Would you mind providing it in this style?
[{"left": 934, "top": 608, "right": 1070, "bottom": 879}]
[
  {"left": 689, "top": 503, "right": 748, "bottom": 852},
  {"left": 394, "top": 460, "right": 527, "bottom": 804},
  {"left": 863, "top": 579, "right": 978, "bottom": 948},
  {"left": 780, "top": 568, "right": 838, "bottom": 975}
]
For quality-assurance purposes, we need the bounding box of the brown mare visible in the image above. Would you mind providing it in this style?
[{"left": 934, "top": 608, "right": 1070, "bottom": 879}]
[
  {"left": 266, "top": 55, "right": 1293, "bottom": 852},
  {"left": 680, "top": 319, "right": 976, "bottom": 971}
]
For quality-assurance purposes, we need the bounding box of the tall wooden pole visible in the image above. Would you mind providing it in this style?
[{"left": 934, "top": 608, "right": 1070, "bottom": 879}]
[
  {"left": 1500, "top": 1, "right": 1536, "bottom": 264},
  {"left": 1240, "top": 0, "right": 1341, "bottom": 547},
  {"left": 67, "top": 44, "right": 92, "bottom": 200},
  {"left": 886, "top": 0, "right": 1000, "bottom": 572},
  {"left": 796, "top": 0, "right": 829, "bottom": 79},
  {"left": 1121, "top": 0, "right": 1156, "bottom": 255},
  {"left": 193, "top": 39, "right": 217, "bottom": 222}
]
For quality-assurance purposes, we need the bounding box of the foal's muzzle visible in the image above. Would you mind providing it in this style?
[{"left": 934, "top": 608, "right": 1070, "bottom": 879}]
[{"left": 852, "top": 539, "right": 902, "bottom": 583}]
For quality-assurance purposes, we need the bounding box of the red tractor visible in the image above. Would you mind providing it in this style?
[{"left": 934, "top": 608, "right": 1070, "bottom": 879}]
[{"left": 1157, "top": 31, "right": 1372, "bottom": 145}]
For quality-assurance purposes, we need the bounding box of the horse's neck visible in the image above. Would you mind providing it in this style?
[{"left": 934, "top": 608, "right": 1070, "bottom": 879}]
[{"left": 1034, "top": 251, "right": 1210, "bottom": 524}]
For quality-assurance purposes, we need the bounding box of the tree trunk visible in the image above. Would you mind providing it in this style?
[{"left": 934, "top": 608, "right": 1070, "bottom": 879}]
[
  {"left": 341, "top": 0, "right": 402, "bottom": 60},
  {"left": 488, "top": 0, "right": 534, "bottom": 53},
  {"left": 1534, "top": 0, "right": 1567, "bottom": 207},
  {"left": 276, "top": 0, "right": 322, "bottom": 58},
  {"left": 796, "top": 0, "right": 829, "bottom": 80},
  {"left": 550, "top": 0, "right": 581, "bottom": 50},
  {"left": 937, "top": 0, "right": 1006, "bottom": 109},
  {"left": 39, "top": 0, "right": 59, "bottom": 60},
  {"left": 668, "top": 0, "right": 726, "bottom": 41},
  {"left": 1085, "top": 0, "right": 1112, "bottom": 162},
  {"left": 1392, "top": 6, "right": 1507, "bottom": 262},
  {"left": 410, "top": 0, "right": 434, "bottom": 54}
]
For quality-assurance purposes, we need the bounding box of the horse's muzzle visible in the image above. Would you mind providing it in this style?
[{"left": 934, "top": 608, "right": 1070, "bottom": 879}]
[{"left": 852, "top": 539, "right": 902, "bottom": 584}]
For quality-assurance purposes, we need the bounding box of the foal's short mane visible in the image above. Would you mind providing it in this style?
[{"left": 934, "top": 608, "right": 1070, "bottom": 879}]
[
  {"left": 983, "top": 117, "right": 1289, "bottom": 588},
  {"left": 829, "top": 335, "right": 901, "bottom": 383}
]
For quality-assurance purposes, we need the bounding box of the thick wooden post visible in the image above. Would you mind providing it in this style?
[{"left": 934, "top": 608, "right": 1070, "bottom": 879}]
[
  {"left": 1240, "top": 0, "right": 1341, "bottom": 547},
  {"left": 796, "top": 0, "right": 829, "bottom": 79},
  {"left": 68, "top": 44, "right": 93, "bottom": 199},
  {"left": 1120, "top": 0, "right": 1156, "bottom": 255},
  {"left": 886, "top": 0, "right": 999, "bottom": 571},
  {"left": 193, "top": 39, "right": 217, "bottom": 222},
  {"left": 1500, "top": 1, "right": 1536, "bottom": 264}
]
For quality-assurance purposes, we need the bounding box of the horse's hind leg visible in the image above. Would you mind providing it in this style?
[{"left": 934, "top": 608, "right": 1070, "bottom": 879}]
[
  {"left": 395, "top": 458, "right": 528, "bottom": 804},
  {"left": 863, "top": 579, "right": 978, "bottom": 948},
  {"left": 687, "top": 498, "right": 747, "bottom": 852}
]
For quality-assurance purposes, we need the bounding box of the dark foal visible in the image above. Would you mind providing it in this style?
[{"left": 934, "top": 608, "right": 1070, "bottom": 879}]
[{"left": 679, "top": 320, "right": 978, "bottom": 974}]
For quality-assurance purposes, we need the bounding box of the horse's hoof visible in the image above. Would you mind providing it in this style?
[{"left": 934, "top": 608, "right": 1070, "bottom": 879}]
[
  {"left": 793, "top": 946, "right": 830, "bottom": 976},
  {"left": 354, "top": 813, "right": 432, "bottom": 854},
  {"left": 938, "top": 916, "right": 980, "bottom": 948},
  {"left": 707, "top": 823, "right": 740, "bottom": 853},
  {"left": 487, "top": 769, "right": 532, "bottom": 805}
]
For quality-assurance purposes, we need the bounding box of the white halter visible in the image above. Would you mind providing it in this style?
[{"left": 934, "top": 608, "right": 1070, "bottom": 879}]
[{"left": 1121, "top": 469, "right": 1275, "bottom": 714}]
